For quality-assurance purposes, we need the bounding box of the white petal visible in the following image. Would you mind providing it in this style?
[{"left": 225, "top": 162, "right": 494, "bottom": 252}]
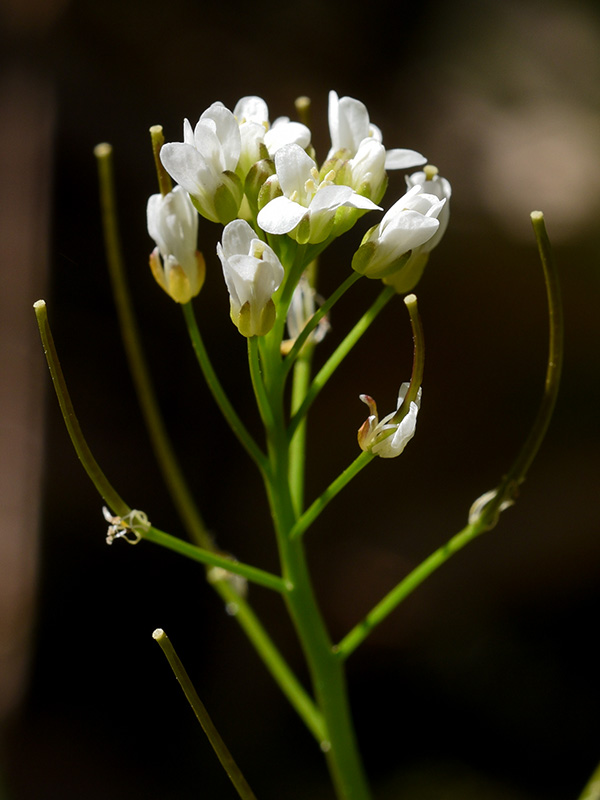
[
  {"left": 265, "top": 119, "right": 311, "bottom": 154},
  {"left": 257, "top": 195, "right": 307, "bottom": 234},
  {"left": 375, "top": 401, "right": 419, "bottom": 458},
  {"left": 309, "top": 184, "right": 354, "bottom": 213},
  {"left": 274, "top": 144, "right": 315, "bottom": 199},
  {"left": 160, "top": 143, "right": 216, "bottom": 197},
  {"left": 233, "top": 96, "right": 269, "bottom": 124},
  {"left": 183, "top": 119, "right": 194, "bottom": 146},
  {"left": 200, "top": 102, "right": 241, "bottom": 171},
  {"left": 336, "top": 95, "right": 370, "bottom": 153},
  {"left": 383, "top": 212, "right": 440, "bottom": 254},
  {"left": 384, "top": 148, "right": 427, "bottom": 170},
  {"left": 221, "top": 219, "right": 257, "bottom": 259}
]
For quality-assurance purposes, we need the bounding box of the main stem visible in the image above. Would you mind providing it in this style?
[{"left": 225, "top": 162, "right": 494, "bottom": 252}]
[{"left": 265, "top": 427, "right": 371, "bottom": 800}]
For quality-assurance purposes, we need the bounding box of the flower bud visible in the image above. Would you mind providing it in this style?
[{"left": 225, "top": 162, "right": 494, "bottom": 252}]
[
  {"left": 383, "top": 166, "right": 452, "bottom": 293},
  {"left": 352, "top": 185, "right": 445, "bottom": 280},
  {"left": 147, "top": 186, "right": 205, "bottom": 304},
  {"left": 245, "top": 157, "right": 276, "bottom": 217}
]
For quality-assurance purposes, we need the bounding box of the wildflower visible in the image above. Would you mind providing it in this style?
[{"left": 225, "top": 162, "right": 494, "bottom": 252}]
[
  {"left": 357, "top": 383, "right": 422, "bottom": 459},
  {"left": 217, "top": 219, "right": 284, "bottom": 337},
  {"left": 147, "top": 186, "right": 205, "bottom": 303},
  {"left": 384, "top": 166, "right": 452, "bottom": 293},
  {"left": 257, "top": 143, "right": 380, "bottom": 244},
  {"left": 351, "top": 184, "right": 446, "bottom": 280},
  {"left": 160, "top": 102, "right": 244, "bottom": 224},
  {"left": 327, "top": 91, "right": 426, "bottom": 172}
]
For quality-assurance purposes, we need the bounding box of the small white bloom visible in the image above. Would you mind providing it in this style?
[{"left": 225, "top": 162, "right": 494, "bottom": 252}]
[
  {"left": 383, "top": 166, "right": 452, "bottom": 293},
  {"left": 258, "top": 144, "right": 380, "bottom": 244},
  {"left": 357, "top": 383, "right": 422, "bottom": 459},
  {"left": 233, "top": 96, "right": 311, "bottom": 178},
  {"left": 405, "top": 166, "right": 452, "bottom": 253},
  {"left": 147, "top": 186, "right": 205, "bottom": 303},
  {"left": 327, "top": 91, "right": 426, "bottom": 172},
  {"left": 160, "top": 102, "right": 244, "bottom": 224},
  {"left": 344, "top": 137, "right": 388, "bottom": 202},
  {"left": 217, "top": 219, "right": 284, "bottom": 337},
  {"left": 352, "top": 184, "right": 446, "bottom": 279}
]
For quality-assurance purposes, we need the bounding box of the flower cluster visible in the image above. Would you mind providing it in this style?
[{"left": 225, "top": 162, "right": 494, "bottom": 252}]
[
  {"left": 147, "top": 91, "right": 450, "bottom": 315},
  {"left": 145, "top": 90, "right": 450, "bottom": 455}
]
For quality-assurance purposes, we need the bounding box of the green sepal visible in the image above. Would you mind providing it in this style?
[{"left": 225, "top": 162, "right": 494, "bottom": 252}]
[
  {"left": 294, "top": 213, "right": 311, "bottom": 245},
  {"left": 214, "top": 171, "right": 244, "bottom": 225},
  {"left": 383, "top": 251, "right": 430, "bottom": 294},
  {"left": 235, "top": 299, "right": 277, "bottom": 337}
]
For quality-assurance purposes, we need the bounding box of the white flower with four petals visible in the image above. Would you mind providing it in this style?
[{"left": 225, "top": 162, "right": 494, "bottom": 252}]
[
  {"left": 217, "top": 219, "right": 284, "bottom": 337},
  {"left": 257, "top": 143, "right": 380, "bottom": 244},
  {"left": 160, "top": 102, "right": 244, "bottom": 224}
]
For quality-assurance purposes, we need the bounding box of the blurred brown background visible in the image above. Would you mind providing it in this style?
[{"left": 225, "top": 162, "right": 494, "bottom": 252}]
[{"left": 1, "top": 0, "right": 599, "bottom": 797}]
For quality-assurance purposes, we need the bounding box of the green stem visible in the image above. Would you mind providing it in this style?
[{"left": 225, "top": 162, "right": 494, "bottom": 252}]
[
  {"left": 396, "top": 293, "right": 424, "bottom": 414},
  {"left": 290, "top": 451, "right": 374, "bottom": 541},
  {"left": 94, "top": 143, "right": 212, "bottom": 548},
  {"left": 152, "top": 628, "right": 258, "bottom": 800},
  {"left": 335, "top": 210, "right": 564, "bottom": 658},
  {"left": 576, "top": 759, "right": 600, "bottom": 800},
  {"left": 288, "top": 347, "right": 314, "bottom": 516},
  {"left": 511, "top": 211, "right": 563, "bottom": 481},
  {"left": 218, "top": 588, "right": 327, "bottom": 742},
  {"left": 143, "top": 526, "right": 286, "bottom": 593},
  {"left": 182, "top": 301, "right": 268, "bottom": 472},
  {"left": 248, "top": 336, "right": 276, "bottom": 437},
  {"left": 265, "top": 427, "right": 371, "bottom": 800},
  {"left": 335, "top": 517, "right": 488, "bottom": 659},
  {"left": 148, "top": 126, "right": 172, "bottom": 197},
  {"left": 283, "top": 271, "right": 362, "bottom": 377},
  {"left": 33, "top": 300, "right": 129, "bottom": 517},
  {"left": 288, "top": 285, "right": 395, "bottom": 441}
]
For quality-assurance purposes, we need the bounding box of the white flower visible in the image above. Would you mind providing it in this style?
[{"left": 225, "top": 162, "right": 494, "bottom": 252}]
[
  {"left": 327, "top": 90, "right": 426, "bottom": 172},
  {"left": 160, "top": 102, "right": 244, "bottom": 224},
  {"left": 257, "top": 144, "right": 380, "bottom": 244},
  {"left": 383, "top": 166, "right": 452, "bottom": 293},
  {"left": 233, "top": 96, "right": 311, "bottom": 178},
  {"left": 343, "top": 137, "right": 388, "bottom": 203},
  {"left": 352, "top": 184, "right": 447, "bottom": 279},
  {"left": 357, "top": 383, "right": 422, "bottom": 459},
  {"left": 404, "top": 167, "right": 452, "bottom": 253},
  {"left": 147, "top": 186, "right": 205, "bottom": 303},
  {"left": 217, "top": 219, "right": 284, "bottom": 337}
]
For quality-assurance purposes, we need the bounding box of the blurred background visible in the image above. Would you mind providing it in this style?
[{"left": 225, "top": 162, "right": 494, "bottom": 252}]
[{"left": 1, "top": 0, "right": 599, "bottom": 797}]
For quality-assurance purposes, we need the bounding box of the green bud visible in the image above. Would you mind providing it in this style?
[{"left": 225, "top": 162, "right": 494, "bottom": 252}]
[
  {"left": 245, "top": 157, "right": 276, "bottom": 217},
  {"left": 257, "top": 175, "right": 283, "bottom": 212}
]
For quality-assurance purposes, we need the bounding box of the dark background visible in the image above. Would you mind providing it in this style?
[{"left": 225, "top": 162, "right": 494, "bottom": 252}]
[{"left": 1, "top": 0, "right": 599, "bottom": 797}]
